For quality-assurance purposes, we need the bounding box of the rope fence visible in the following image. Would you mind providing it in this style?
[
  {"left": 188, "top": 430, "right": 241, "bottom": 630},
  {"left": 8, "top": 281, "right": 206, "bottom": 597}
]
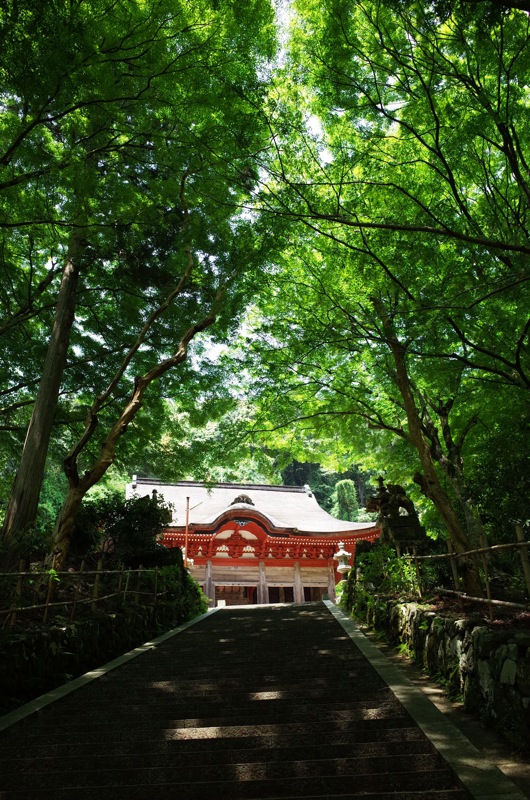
[
  {"left": 399, "top": 523, "right": 530, "bottom": 621},
  {"left": 0, "top": 560, "right": 168, "bottom": 629}
]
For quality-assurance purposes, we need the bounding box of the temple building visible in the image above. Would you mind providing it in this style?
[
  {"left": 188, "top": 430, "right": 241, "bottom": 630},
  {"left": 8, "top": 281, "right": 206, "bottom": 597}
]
[{"left": 126, "top": 477, "right": 380, "bottom": 606}]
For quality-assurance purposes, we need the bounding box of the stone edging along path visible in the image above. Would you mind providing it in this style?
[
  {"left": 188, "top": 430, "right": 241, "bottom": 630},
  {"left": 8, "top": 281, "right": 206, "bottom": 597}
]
[{"left": 325, "top": 601, "right": 527, "bottom": 800}]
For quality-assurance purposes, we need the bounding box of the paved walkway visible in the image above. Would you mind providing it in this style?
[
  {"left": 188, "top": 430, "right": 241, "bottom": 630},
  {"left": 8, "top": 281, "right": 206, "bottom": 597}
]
[{"left": 0, "top": 601, "right": 527, "bottom": 799}]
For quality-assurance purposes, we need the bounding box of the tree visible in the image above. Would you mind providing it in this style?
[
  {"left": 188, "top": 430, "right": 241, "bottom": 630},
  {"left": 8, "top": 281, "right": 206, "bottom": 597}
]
[
  {"left": 0, "top": 0, "right": 277, "bottom": 563},
  {"left": 74, "top": 490, "right": 173, "bottom": 567},
  {"left": 236, "top": 0, "right": 530, "bottom": 590},
  {"left": 331, "top": 479, "right": 359, "bottom": 521}
]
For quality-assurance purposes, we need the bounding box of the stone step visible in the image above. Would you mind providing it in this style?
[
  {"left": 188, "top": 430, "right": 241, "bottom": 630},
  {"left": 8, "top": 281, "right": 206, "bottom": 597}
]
[
  {"left": 44, "top": 697, "right": 403, "bottom": 724},
  {"left": 27, "top": 709, "right": 409, "bottom": 733},
  {"left": 0, "top": 753, "right": 448, "bottom": 789},
  {"left": 0, "top": 791, "right": 470, "bottom": 800},
  {"left": 10, "top": 715, "right": 420, "bottom": 747},
  {"left": 0, "top": 725, "right": 428, "bottom": 760},
  {"left": 68, "top": 674, "right": 385, "bottom": 696},
  {"left": 0, "top": 738, "right": 436, "bottom": 773},
  {"left": 0, "top": 767, "right": 462, "bottom": 796},
  {"left": 85, "top": 667, "right": 375, "bottom": 684}
]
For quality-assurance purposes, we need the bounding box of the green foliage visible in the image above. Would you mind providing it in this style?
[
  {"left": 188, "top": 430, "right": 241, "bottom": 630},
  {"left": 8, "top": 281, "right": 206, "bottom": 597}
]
[
  {"left": 0, "top": 0, "right": 528, "bottom": 561},
  {"left": 0, "top": 0, "right": 279, "bottom": 544},
  {"left": 342, "top": 543, "right": 418, "bottom": 615},
  {"left": 359, "top": 544, "right": 417, "bottom": 594},
  {"left": 279, "top": 460, "right": 375, "bottom": 514},
  {"left": 73, "top": 491, "right": 173, "bottom": 566},
  {"left": 331, "top": 480, "right": 359, "bottom": 521},
  {"left": 0, "top": 524, "right": 53, "bottom": 565},
  {"left": 228, "top": 0, "right": 530, "bottom": 562}
]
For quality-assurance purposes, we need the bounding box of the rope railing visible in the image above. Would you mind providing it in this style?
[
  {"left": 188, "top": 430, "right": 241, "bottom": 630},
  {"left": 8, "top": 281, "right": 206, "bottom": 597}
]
[
  {"left": 0, "top": 561, "right": 169, "bottom": 628},
  {"left": 406, "top": 539, "right": 530, "bottom": 561},
  {"left": 395, "top": 524, "right": 530, "bottom": 621}
]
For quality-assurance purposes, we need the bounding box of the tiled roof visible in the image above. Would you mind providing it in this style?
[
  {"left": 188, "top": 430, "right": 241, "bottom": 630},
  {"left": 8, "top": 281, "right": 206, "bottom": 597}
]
[{"left": 126, "top": 478, "right": 377, "bottom": 536}]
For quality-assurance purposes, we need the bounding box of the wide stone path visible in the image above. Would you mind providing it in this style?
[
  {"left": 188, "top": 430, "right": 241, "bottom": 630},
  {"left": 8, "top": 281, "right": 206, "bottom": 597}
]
[{"left": 0, "top": 602, "right": 525, "bottom": 799}]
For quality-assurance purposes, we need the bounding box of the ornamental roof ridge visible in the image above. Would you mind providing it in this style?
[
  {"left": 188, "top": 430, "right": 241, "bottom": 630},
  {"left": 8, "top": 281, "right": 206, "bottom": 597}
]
[{"left": 131, "top": 477, "right": 307, "bottom": 493}]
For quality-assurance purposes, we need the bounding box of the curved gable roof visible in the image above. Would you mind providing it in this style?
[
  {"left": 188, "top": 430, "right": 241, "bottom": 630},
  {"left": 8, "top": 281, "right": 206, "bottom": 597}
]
[{"left": 126, "top": 478, "right": 377, "bottom": 536}]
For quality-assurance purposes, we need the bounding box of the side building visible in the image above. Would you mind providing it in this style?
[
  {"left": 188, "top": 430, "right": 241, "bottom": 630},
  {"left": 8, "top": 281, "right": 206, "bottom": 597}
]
[{"left": 126, "top": 477, "right": 380, "bottom": 606}]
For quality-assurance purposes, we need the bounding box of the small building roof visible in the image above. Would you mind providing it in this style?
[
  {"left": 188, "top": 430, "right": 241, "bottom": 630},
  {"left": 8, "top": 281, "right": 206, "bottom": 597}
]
[{"left": 126, "top": 477, "right": 377, "bottom": 536}]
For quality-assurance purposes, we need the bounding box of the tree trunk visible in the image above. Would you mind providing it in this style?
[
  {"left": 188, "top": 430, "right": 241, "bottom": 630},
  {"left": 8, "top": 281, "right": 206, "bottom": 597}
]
[
  {"left": 1, "top": 235, "right": 82, "bottom": 562},
  {"left": 52, "top": 485, "right": 86, "bottom": 568},
  {"left": 50, "top": 300, "right": 219, "bottom": 570},
  {"left": 386, "top": 334, "right": 482, "bottom": 595},
  {"left": 421, "top": 398, "right": 486, "bottom": 551}
]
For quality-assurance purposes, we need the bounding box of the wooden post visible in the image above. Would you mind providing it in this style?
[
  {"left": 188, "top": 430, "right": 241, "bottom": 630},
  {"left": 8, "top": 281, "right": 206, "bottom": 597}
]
[
  {"left": 9, "top": 560, "right": 26, "bottom": 628},
  {"left": 516, "top": 523, "right": 530, "bottom": 599},
  {"left": 184, "top": 497, "right": 190, "bottom": 568},
  {"left": 43, "top": 556, "right": 57, "bottom": 622},
  {"left": 69, "top": 560, "right": 85, "bottom": 622},
  {"left": 91, "top": 558, "right": 103, "bottom": 612},
  {"left": 326, "top": 559, "right": 335, "bottom": 602},
  {"left": 447, "top": 539, "right": 460, "bottom": 591},
  {"left": 413, "top": 547, "right": 422, "bottom": 598},
  {"left": 153, "top": 566, "right": 159, "bottom": 606},
  {"left": 258, "top": 561, "right": 268, "bottom": 605},
  {"left": 134, "top": 565, "right": 143, "bottom": 604},
  {"left": 205, "top": 559, "right": 214, "bottom": 606},
  {"left": 122, "top": 569, "right": 131, "bottom": 604},
  {"left": 293, "top": 561, "right": 304, "bottom": 603},
  {"left": 479, "top": 533, "right": 493, "bottom": 622},
  {"left": 117, "top": 564, "right": 125, "bottom": 595}
]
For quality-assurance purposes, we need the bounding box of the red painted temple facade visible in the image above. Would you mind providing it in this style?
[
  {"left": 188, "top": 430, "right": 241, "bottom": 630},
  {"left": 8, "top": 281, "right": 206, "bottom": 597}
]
[{"left": 126, "top": 478, "right": 380, "bottom": 606}]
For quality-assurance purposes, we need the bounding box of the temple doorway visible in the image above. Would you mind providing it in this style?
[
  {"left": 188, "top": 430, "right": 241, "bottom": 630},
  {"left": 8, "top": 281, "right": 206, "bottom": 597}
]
[
  {"left": 214, "top": 585, "right": 257, "bottom": 606},
  {"left": 304, "top": 587, "right": 327, "bottom": 601},
  {"left": 268, "top": 586, "right": 295, "bottom": 603}
]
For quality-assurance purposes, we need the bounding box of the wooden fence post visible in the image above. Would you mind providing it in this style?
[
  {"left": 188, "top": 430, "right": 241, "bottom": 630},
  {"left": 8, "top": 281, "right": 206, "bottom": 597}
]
[
  {"left": 91, "top": 559, "right": 103, "bottom": 612},
  {"left": 153, "top": 566, "right": 159, "bottom": 606},
  {"left": 134, "top": 565, "right": 143, "bottom": 605},
  {"left": 9, "top": 560, "right": 26, "bottom": 628},
  {"left": 43, "top": 556, "right": 57, "bottom": 623},
  {"left": 515, "top": 523, "right": 530, "bottom": 599},
  {"left": 122, "top": 569, "right": 131, "bottom": 604},
  {"left": 117, "top": 565, "right": 125, "bottom": 596},
  {"left": 412, "top": 548, "right": 422, "bottom": 598},
  {"left": 479, "top": 533, "right": 493, "bottom": 621},
  {"left": 69, "top": 560, "right": 85, "bottom": 622}
]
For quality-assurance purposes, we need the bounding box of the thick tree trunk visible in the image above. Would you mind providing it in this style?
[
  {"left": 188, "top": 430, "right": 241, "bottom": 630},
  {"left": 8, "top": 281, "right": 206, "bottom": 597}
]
[
  {"left": 1, "top": 236, "right": 81, "bottom": 561},
  {"left": 386, "top": 334, "right": 482, "bottom": 595},
  {"left": 52, "top": 485, "right": 86, "bottom": 568}
]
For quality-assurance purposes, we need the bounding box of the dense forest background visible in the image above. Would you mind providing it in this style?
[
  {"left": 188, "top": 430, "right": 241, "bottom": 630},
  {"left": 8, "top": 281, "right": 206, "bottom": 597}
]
[{"left": 0, "top": 0, "right": 528, "bottom": 570}]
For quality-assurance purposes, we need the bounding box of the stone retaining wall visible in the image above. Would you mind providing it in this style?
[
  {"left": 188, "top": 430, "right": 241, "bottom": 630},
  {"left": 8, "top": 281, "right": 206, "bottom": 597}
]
[{"left": 357, "top": 597, "right": 530, "bottom": 751}]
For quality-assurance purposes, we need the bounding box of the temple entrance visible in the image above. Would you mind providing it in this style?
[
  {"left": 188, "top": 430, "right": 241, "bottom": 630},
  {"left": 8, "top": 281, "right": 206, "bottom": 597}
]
[
  {"left": 214, "top": 585, "right": 257, "bottom": 606},
  {"left": 304, "top": 587, "right": 327, "bottom": 601},
  {"left": 268, "top": 586, "right": 295, "bottom": 603}
]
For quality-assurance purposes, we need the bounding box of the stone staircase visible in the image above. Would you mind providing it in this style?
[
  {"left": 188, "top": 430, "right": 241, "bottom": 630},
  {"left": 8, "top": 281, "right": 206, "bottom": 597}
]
[{"left": 0, "top": 603, "right": 473, "bottom": 799}]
